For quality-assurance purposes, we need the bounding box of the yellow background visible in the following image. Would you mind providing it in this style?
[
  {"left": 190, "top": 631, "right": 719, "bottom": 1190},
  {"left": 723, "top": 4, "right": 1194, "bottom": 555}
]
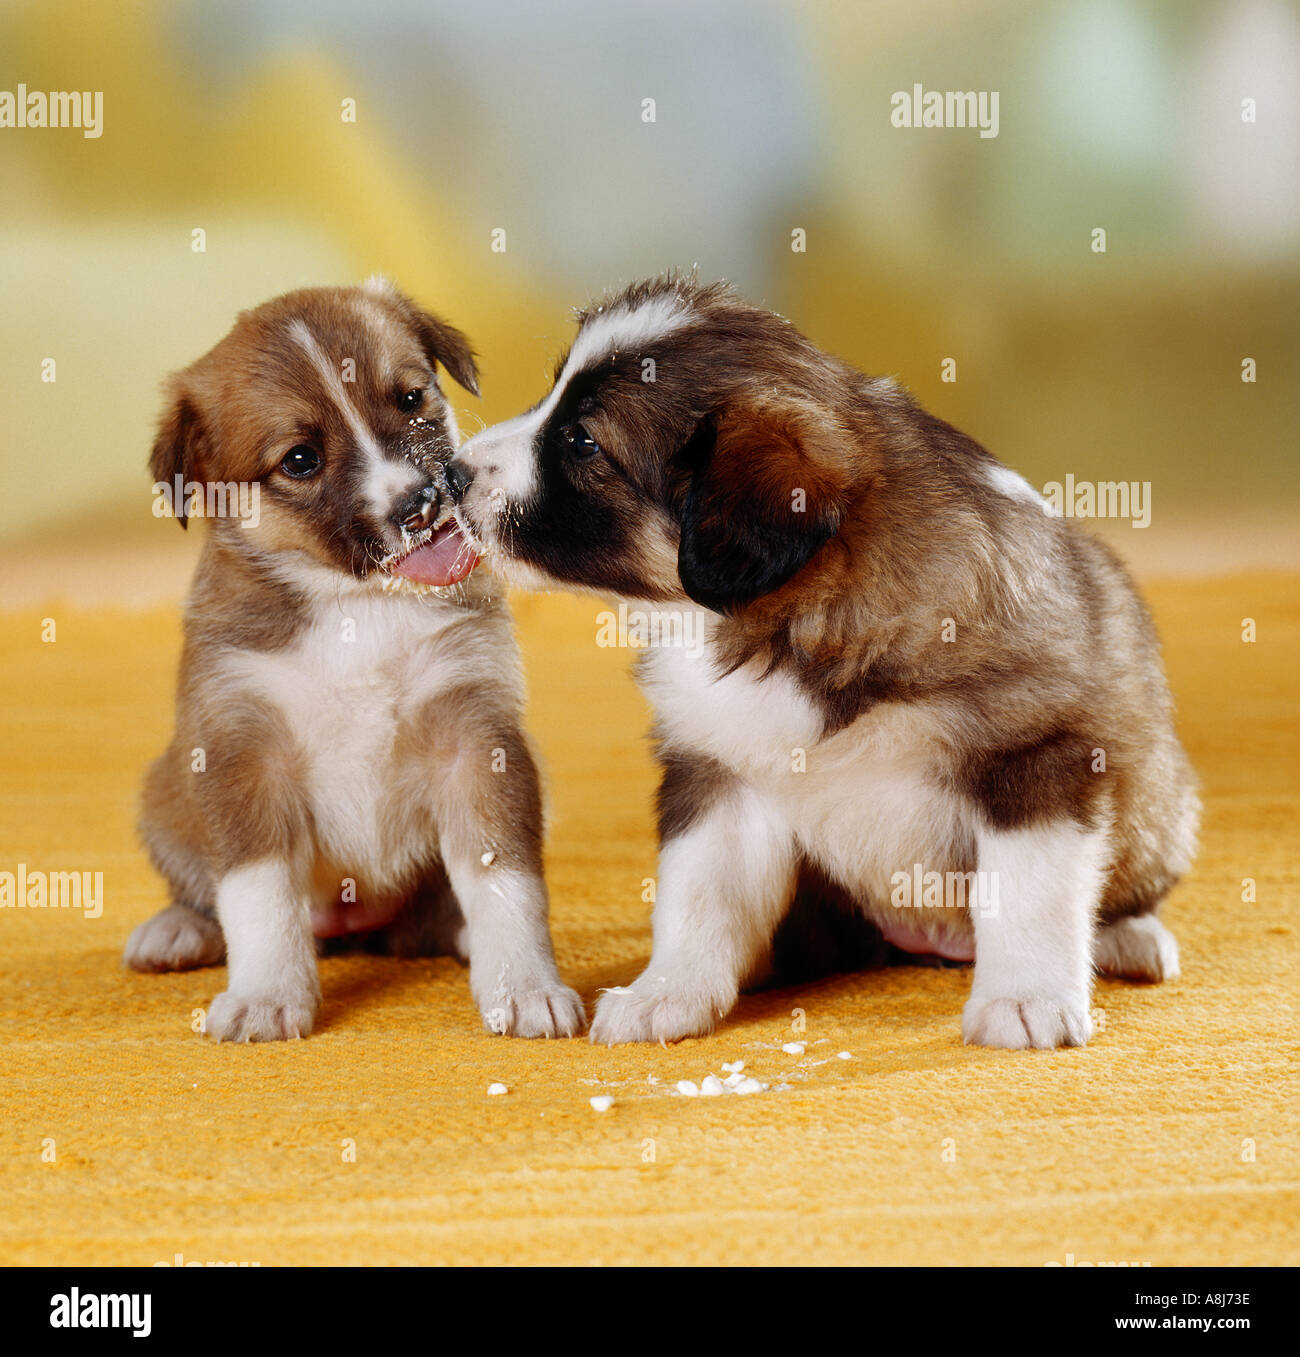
[{"left": 1, "top": 0, "right": 1296, "bottom": 1266}]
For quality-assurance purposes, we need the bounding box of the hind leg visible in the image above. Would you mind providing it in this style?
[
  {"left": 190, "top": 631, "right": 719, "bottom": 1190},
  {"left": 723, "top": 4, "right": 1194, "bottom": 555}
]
[
  {"left": 962, "top": 819, "right": 1103, "bottom": 1049},
  {"left": 133, "top": 749, "right": 224, "bottom": 972},
  {"left": 125, "top": 903, "right": 225, "bottom": 972},
  {"left": 1094, "top": 913, "right": 1180, "bottom": 982}
]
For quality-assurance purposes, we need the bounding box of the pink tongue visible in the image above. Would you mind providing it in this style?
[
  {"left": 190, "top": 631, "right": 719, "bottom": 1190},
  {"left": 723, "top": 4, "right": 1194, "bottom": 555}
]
[{"left": 391, "top": 520, "right": 480, "bottom": 586}]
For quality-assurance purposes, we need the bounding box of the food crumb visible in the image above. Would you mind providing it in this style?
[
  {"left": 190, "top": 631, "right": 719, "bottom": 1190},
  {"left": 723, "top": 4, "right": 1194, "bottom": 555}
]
[
  {"left": 699, "top": 1074, "right": 724, "bottom": 1096},
  {"left": 837, "top": 1051, "right": 853, "bottom": 1060},
  {"left": 589, "top": 1096, "right": 614, "bottom": 1112},
  {"left": 782, "top": 1042, "right": 806, "bottom": 1055},
  {"left": 676, "top": 1079, "right": 700, "bottom": 1097},
  {"left": 720, "top": 1060, "right": 745, "bottom": 1073},
  {"left": 487, "top": 1082, "right": 508, "bottom": 1096}
]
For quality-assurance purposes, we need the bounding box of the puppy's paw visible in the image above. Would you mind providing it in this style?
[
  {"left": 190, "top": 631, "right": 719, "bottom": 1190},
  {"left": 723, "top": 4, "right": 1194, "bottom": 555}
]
[
  {"left": 481, "top": 983, "right": 586, "bottom": 1039},
  {"left": 1093, "top": 914, "right": 1180, "bottom": 982},
  {"left": 590, "top": 979, "right": 724, "bottom": 1046},
  {"left": 962, "top": 995, "right": 1092, "bottom": 1049},
  {"left": 125, "top": 904, "right": 225, "bottom": 973},
  {"left": 204, "top": 988, "right": 318, "bottom": 1043}
]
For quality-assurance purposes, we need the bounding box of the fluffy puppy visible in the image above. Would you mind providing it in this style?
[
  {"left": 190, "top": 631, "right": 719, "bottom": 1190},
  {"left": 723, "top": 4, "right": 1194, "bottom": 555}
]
[
  {"left": 446, "top": 275, "right": 1199, "bottom": 1049},
  {"left": 126, "top": 280, "right": 585, "bottom": 1042}
]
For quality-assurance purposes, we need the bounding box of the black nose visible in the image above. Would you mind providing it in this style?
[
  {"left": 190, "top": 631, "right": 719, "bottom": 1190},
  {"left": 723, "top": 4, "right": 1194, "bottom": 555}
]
[
  {"left": 444, "top": 457, "right": 473, "bottom": 501},
  {"left": 393, "top": 483, "right": 439, "bottom": 532}
]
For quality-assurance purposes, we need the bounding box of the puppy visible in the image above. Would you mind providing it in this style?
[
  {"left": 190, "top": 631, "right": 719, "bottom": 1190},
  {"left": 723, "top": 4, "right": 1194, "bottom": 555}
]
[
  {"left": 126, "top": 280, "right": 585, "bottom": 1042},
  {"left": 447, "top": 275, "right": 1199, "bottom": 1049}
]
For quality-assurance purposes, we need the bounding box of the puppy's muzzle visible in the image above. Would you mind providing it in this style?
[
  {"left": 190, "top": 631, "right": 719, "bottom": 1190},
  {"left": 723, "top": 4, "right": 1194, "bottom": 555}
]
[
  {"left": 444, "top": 457, "right": 473, "bottom": 501},
  {"left": 393, "top": 483, "right": 440, "bottom": 533}
]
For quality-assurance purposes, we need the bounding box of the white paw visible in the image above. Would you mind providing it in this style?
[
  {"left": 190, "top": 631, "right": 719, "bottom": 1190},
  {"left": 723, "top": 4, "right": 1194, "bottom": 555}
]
[
  {"left": 204, "top": 988, "right": 319, "bottom": 1042},
  {"left": 1093, "top": 914, "right": 1180, "bottom": 982},
  {"left": 962, "top": 995, "right": 1093, "bottom": 1049},
  {"left": 590, "top": 978, "right": 726, "bottom": 1046},
  {"left": 480, "top": 983, "right": 586, "bottom": 1038},
  {"left": 125, "top": 905, "right": 225, "bottom": 973}
]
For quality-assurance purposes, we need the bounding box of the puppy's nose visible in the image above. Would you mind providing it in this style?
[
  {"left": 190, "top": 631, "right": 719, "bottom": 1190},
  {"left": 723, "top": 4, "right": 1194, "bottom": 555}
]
[
  {"left": 393, "top": 484, "right": 439, "bottom": 532},
  {"left": 444, "top": 457, "right": 473, "bottom": 501}
]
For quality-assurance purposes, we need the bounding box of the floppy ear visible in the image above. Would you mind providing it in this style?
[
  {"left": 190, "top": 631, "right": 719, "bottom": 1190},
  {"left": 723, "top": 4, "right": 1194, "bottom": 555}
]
[
  {"left": 367, "top": 278, "right": 480, "bottom": 396},
  {"left": 676, "top": 397, "right": 846, "bottom": 613},
  {"left": 409, "top": 307, "right": 480, "bottom": 397},
  {"left": 149, "top": 382, "right": 208, "bottom": 530}
]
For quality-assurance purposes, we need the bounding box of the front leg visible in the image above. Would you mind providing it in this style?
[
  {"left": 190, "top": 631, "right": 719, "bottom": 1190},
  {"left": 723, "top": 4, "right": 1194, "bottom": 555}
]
[
  {"left": 429, "top": 704, "right": 584, "bottom": 1038},
  {"left": 591, "top": 772, "right": 796, "bottom": 1045},
  {"left": 962, "top": 819, "right": 1106, "bottom": 1049},
  {"left": 442, "top": 857, "right": 586, "bottom": 1038},
  {"left": 195, "top": 710, "right": 320, "bottom": 1042}
]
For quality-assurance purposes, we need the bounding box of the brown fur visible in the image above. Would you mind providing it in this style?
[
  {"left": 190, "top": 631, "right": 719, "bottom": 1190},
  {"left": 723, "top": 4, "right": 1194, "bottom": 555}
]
[
  {"left": 453, "top": 274, "right": 1199, "bottom": 950},
  {"left": 130, "top": 283, "right": 582, "bottom": 1042}
]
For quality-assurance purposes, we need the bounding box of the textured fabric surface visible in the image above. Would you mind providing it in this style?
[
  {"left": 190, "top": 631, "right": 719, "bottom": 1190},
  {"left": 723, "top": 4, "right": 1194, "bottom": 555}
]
[{"left": 0, "top": 575, "right": 1295, "bottom": 1267}]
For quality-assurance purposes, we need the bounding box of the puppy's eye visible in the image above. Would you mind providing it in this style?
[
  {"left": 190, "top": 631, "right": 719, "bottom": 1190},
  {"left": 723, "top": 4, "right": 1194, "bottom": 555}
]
[
  {"left": 559, "top": 423, "right": 601, "bottom": 459},
  {"left": 280, "top": 445, "right": 322, "bottom": 479},
  {"left": 398, "top": 389, "right": 425, "bottom": 413}
]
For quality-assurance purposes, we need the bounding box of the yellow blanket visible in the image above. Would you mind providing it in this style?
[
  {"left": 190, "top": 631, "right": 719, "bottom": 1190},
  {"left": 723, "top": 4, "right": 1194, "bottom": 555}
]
[{"left": 1, "top": 576, "right": 1295, "bottom": 1266}]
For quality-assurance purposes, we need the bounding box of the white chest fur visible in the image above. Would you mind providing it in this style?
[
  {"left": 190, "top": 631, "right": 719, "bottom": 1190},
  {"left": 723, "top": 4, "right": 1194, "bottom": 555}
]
[
  {"left": 640, "top": 631, "right": 973, "bottom": 945},
  {"left": 216, "top": 590, "right": 467, "bottom": 894}
]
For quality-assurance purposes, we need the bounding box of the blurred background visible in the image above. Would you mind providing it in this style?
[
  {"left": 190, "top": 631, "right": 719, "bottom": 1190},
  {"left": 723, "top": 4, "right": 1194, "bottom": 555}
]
[{"left": 1, "top": 0, "right": 1297, "bottom": 600}]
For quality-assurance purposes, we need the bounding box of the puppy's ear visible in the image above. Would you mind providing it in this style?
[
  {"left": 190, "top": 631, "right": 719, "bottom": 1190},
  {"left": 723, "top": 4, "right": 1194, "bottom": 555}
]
[
  {"left": 676, "top": 396, "right": 846, "bottom": 613},
  {"left": 149, "top": 381, "right": 208, "bottom": 530},
  {"left": 410, "top": 307, "right": 480, "bottom": 397},
  {"left": 368, "top": 278, "right": 480, "bottom": 396}
]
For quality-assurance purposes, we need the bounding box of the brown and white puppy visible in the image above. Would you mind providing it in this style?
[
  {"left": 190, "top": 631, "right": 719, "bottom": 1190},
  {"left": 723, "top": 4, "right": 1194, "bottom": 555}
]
[
  {"left": 126, "top": 280, "right": 585, "bottom": 1042},
  {"left": 447, "top": 275, "right": 1199, "bottom": 1049}
]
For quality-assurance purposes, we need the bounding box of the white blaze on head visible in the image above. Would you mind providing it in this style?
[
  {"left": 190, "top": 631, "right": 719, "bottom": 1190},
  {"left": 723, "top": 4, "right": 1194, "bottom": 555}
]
[
  {"left": 288, "top": 317, "right": 421, "bottom": 524},
  {"left": 456, "top": 292, "right": 694, "bottom": 509},
  {"left": 355, "top": 284, "right": 464, "bottom": 448}
]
